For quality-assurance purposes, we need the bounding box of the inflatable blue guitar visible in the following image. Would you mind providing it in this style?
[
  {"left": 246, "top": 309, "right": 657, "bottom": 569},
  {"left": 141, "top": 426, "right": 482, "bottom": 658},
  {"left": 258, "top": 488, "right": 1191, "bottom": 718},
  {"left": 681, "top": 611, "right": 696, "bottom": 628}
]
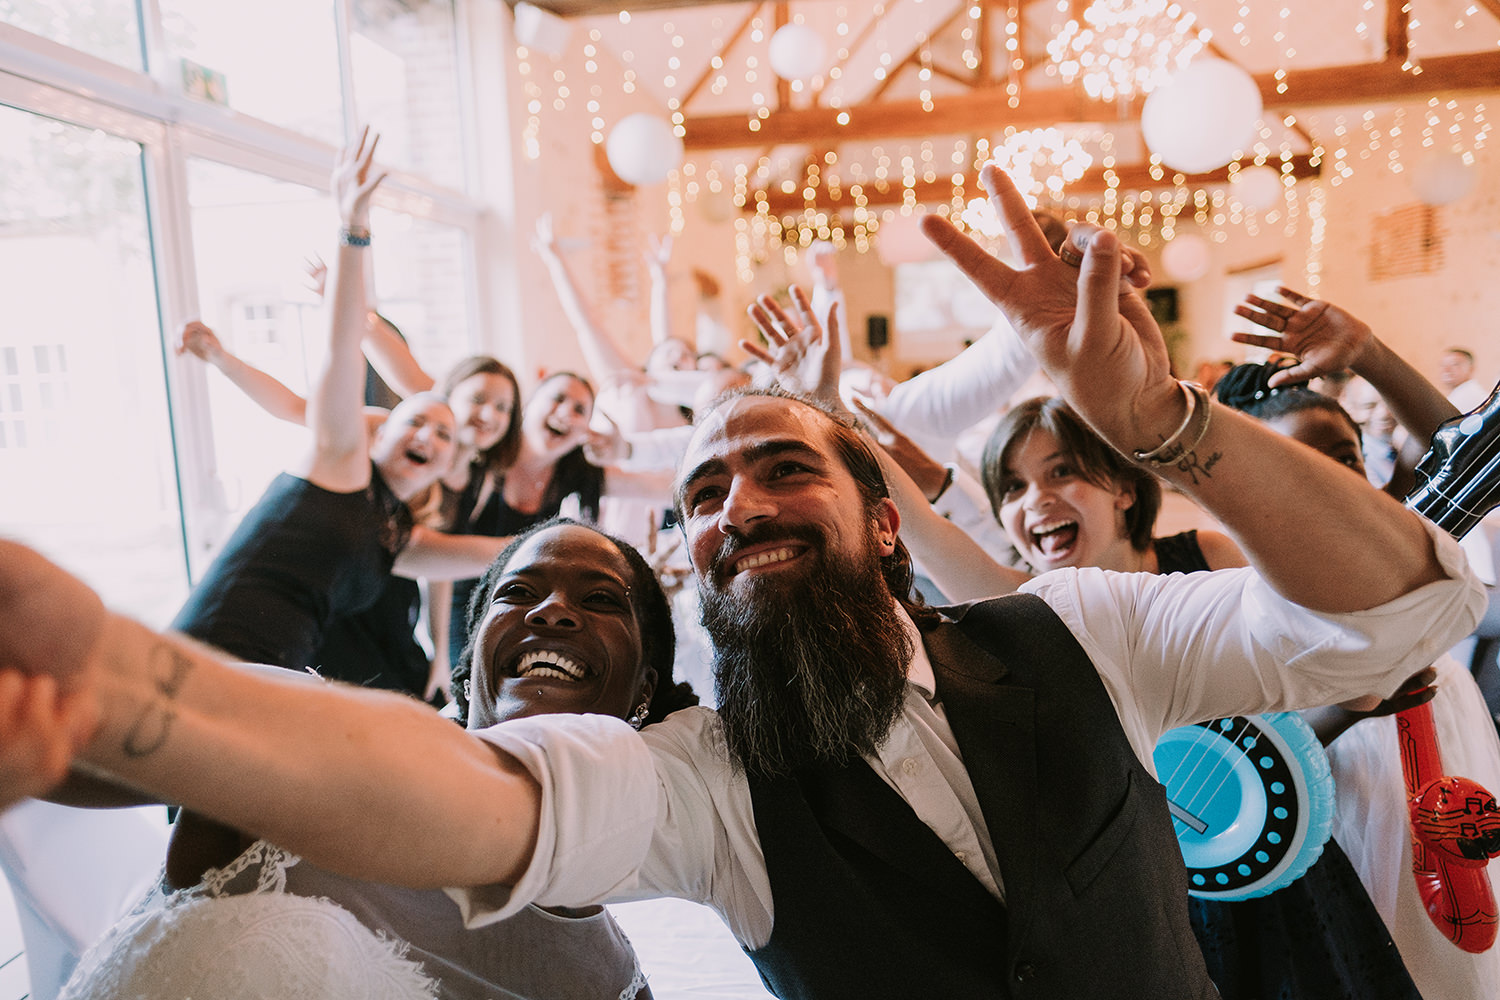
[{"left": 1156, "top": 381, "right": 1500, "bottom": 902}]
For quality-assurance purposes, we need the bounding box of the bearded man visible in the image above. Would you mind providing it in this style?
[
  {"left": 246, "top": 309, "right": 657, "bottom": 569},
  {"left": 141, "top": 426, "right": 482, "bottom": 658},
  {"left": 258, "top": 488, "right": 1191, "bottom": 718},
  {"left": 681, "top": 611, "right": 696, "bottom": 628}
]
[{"left": 0, "top": 168, "right": 1486, "bottom": 999}]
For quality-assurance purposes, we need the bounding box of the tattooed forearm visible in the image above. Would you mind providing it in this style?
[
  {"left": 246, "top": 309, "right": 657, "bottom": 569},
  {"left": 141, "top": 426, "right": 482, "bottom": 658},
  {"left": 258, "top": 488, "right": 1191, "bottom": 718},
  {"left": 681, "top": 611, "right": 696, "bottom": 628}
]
[
  {"left": 1174, "top": 448, "right": 1222, "bottom": 485},
  {"left": 122, "top": 643, "right": 193, "bottom": 758}
]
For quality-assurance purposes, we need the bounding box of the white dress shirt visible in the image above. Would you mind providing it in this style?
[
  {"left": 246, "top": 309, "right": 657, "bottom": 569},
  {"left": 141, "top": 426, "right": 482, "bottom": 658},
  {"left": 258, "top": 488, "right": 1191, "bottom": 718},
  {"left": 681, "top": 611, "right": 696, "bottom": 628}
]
[
  {"left": 877, "top": 316, "right": 1037, "bottom": 460},
  {"left": 451, "top": 521, "right": 1483, "bottom": 951},
  {"left": 1448, "top": 378, "right": 1489, "bottom": 414}
]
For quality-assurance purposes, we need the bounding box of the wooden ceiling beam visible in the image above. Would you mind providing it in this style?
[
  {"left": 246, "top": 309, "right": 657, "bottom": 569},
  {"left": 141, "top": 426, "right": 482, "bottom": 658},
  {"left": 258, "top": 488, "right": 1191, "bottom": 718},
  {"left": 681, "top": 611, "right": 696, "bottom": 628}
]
[
  {"left": 773, "top": 3, "right": 791, "bottom": 111},
  {"left": 811, "top": 0, "right": 902, "bottom": 105},
  {"left": 1386, "top": 0, "right": 1409, "bottom": 64},
  {"left": 748, "top": 155, "right": 1322, "bottom": 213},
  {"left": 856, "top": 4, "right": 969, "bottom": 105},
  {"left": 684, "top": 50, "right": 1500, "bottom": 150}
]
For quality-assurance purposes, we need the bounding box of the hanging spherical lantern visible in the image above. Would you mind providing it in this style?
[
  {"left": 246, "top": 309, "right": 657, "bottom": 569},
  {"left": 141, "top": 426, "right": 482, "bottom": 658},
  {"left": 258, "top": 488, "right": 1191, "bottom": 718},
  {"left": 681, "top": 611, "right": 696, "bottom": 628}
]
[
  {"left": 1231, "top": 165, "right": 1282, "bottom": 211},
  {"left": 1161, "top": 233, "right": 1211, "bottom": 282},
  {"left": 604, "top": 114, "right": 684, "bottom": 187},
  {"left": 768, "top": 23, "right": 827, "bottom": 82},
  {"left": 1141, "top": 58, "right": 1263, "bottom": 175},
  {"left": 1408, "top": 150, "right": 1477, "bottom": 206}
]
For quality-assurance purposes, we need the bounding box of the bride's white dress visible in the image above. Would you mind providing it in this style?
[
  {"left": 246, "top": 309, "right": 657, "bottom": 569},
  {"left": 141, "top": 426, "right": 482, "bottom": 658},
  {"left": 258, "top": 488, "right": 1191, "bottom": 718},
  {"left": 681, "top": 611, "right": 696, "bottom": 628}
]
[{"left": 59, "top": 839, "right": 648, "bottom": 1000}]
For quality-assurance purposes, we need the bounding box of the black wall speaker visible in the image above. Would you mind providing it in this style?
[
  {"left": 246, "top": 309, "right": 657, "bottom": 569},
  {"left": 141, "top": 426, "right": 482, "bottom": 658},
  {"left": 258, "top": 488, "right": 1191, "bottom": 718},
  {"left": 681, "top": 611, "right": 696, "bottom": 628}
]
[
  {"left": 867, "top": 314, "right": 890, "bottom": 349},
  {"left": 1145, "top": 287, "right": 1179, "bottom": 325}
]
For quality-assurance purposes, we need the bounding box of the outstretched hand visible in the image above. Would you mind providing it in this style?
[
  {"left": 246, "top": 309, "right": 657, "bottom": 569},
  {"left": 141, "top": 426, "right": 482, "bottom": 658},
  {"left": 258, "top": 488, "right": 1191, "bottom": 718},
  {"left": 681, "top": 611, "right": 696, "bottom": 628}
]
[
  {"left": 743, "top": 285, "right": 844, "bottom": 411},
  {"left": 532, "top": 213, "right": 558, "bottom": 258},
  {"left": 0, "top": 670, "right": 99, "bottom": 812},
  {"left": 176, "top": 320, "right": 226, "bottom": 364},
  {"left": 919, "top": 164, "right": 1175, "bottom": 444},
  {"left": 0, "top": 541, "right": 108, "bottom": 687},
  {"left": 583, "top": 410, "right": 628, "bottom": 466},
  {"left": 645, "top": 511, "right": 691, "bottom": 600},
  {"left": 646, "top": 233, "right": 673, "bottom": 273},
  {"left": 303, "top": 254, "right": 328, "bottom": 300},
  {"left": 332, "top": 126, "right": 386, "bottom": 230},
  {"left": 1231, "top": 287, "right": 1373, "bottom": 388}
]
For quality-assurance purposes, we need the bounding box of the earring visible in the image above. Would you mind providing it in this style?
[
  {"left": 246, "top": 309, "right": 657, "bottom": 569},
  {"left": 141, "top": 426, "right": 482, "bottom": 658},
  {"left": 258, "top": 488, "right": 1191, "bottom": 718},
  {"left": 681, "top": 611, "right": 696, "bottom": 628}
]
[
  {"left": 626, "top": 701, "right": 651, "bottom": 730},
  {"left": 463, "top": 679, "right": 472, "bottom": 701}
]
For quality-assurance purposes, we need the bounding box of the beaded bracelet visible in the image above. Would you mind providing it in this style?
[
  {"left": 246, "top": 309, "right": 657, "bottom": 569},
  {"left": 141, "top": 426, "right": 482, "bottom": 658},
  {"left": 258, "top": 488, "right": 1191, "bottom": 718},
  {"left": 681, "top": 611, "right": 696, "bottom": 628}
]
[
  {"left": 927, "top": 464, "right": 957, "bottom": 505},
  {"left": 339, "top": 226, "right": 372, "bottom": 247},
  {"left": 1131, "top": 381, "right": 1212, "bottom": 468}
]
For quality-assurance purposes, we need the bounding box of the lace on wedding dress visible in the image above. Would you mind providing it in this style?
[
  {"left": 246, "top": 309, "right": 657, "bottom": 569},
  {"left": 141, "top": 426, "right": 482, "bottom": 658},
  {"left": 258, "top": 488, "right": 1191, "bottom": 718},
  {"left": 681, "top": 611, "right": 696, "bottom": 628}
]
[{"left": 59, "top": 840, "right": 441, "bottom": 1000}]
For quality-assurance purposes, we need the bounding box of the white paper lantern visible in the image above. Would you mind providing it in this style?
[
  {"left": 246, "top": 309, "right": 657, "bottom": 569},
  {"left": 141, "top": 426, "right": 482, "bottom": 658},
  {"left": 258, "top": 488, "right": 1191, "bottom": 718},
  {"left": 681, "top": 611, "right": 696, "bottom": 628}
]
[
  {"left": 768, "top": 23, "right": 827, "bottom": 82},
  {"left": 1161, "top": 233, "right": 1211, "bottom": 282},
  {"left": 1408, "top": 150, "right": 1477, "bottom": 206},
  {"left": 1141, "top": 59, "right": 1263, "bottom": 175},
  {"left": 605, "top": 114, "right": 684, "bottom": 187},
  {"left": 875, "top": 212, "right": 937, "bottom": 267},
  {"left": 1231, "top": 165, "right": 1282, "bottom": 211}
]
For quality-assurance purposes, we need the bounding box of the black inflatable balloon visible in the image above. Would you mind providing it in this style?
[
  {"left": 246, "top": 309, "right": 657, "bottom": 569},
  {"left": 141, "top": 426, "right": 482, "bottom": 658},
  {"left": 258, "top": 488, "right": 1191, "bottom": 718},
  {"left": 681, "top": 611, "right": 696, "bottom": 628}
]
[{"left": 1406, "top": 383, "right": 1500, "bottom": 538}]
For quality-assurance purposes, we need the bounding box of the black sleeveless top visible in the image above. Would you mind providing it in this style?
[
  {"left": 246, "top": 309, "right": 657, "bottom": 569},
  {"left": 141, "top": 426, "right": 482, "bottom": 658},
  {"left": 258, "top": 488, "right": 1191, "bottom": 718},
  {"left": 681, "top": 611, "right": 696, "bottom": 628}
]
[
  {"left": 442, "top": 460, "right": 604, "bottom": 666},
  {"left": 171, "top": 466, "right": 413, "bottom": 676},
  {"left": 1153, "top": 529, "right": 1212, "bottom": 574}
]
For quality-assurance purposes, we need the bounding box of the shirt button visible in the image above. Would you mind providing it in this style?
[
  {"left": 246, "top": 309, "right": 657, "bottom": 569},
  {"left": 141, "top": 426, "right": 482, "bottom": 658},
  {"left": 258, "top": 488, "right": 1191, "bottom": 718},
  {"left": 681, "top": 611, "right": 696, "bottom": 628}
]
[
  {"left": 901, "top": 758, "right": 919, "bottom": 776},
  {"left": 1014, "top": 961, "right": 1036, "bottom": 982}
]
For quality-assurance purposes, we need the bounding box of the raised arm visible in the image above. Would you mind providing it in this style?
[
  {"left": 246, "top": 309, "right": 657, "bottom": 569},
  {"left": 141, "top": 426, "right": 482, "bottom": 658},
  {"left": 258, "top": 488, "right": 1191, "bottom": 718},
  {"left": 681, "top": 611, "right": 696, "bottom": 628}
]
[
  {"left": 920, "top": 165, "right": 1449, "bottom": 612},
  {"left": 362, "top": 312, "right": 438, "bottom": 397},
  {"left": 646, "top": 233, "right": 675, "bottom": 347},
  {"left": 0, "top": 540, "right": 540, "bottom": 890},
  {"left": 305, "top": 252, "right": 436, "bottom": 398},
  {"left": 744, "top": 284, "right": 844, "bottom": 411},
  {"left": 533, "top": 215, "right": 640, "bottom": 385},
  {"left": 1231, "top": 288, "right": 1460, "bottom": 446},
  {"left": 177, "top": 321, "right": 309, "bottom": 425},
  {"left": 392, "top": 525, "right": 511, "bottom": 581},
  {"left": 857, "top": 399, "right": 1029, "bottom": 602},
  {"left": 301, "top": 128, "right": 387, "bottom": 492}
]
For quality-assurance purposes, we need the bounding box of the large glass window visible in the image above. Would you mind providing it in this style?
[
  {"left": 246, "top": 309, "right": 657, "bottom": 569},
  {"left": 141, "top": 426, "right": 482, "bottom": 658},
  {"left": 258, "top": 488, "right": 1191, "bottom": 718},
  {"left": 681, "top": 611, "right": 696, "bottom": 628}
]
[
  {"left": 0, "top": 105, "right": 186, "bottom": 626},
  {"left": 181, "top": 163, "right": 477, "bottom": 576},
  {"left": 182, "top": 159, "right": 333, "bottom": 574},
  {"left": 158, "top": 0, "right": 344, "bottom": 142},
  {"left": 0, "top": 0, "right": 483, "bottom": 616},
  {"left": 0, "top": 0, "right": 144, "bottom": 70},
  {"left": 370, "top": 208, "right": 474, "bottom": 379},
  {"left": 351, "top": 0, "right": 467, "bottom": 191}
]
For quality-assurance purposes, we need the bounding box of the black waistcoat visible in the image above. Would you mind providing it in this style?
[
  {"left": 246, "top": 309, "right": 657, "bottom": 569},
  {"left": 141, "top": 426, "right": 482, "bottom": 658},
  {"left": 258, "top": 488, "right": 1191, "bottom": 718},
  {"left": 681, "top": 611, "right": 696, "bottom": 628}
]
[{"left": 745, "top": 594, "right": 1217, "bottom": 1000}]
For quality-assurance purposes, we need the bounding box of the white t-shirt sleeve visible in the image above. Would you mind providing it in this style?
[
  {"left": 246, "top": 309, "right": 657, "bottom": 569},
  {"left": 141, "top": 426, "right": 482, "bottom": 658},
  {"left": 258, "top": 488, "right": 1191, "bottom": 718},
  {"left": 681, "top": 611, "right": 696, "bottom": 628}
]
[
  {"left": 1020, "top": 518, "right": 1485, "bottom": 769},
  {"left": 446, "top": 713, "right": 658, "bottom": 927}
]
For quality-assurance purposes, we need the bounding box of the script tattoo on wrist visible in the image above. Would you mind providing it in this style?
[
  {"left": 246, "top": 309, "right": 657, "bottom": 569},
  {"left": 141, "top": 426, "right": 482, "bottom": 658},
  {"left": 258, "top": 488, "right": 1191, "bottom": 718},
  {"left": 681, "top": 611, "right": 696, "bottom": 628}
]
[
  {"left": 122, "top": 644, "right": 192, "bottom": 758},
  {"left": 1174, "top": 448, "right": 1222, "bottom": 485}
]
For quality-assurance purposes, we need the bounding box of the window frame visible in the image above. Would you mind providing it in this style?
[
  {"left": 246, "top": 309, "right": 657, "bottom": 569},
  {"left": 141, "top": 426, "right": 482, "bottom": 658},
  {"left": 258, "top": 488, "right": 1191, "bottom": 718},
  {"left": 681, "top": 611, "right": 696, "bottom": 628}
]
[{"left": 0, "top": 3, "right": 490, "bottom": 589}]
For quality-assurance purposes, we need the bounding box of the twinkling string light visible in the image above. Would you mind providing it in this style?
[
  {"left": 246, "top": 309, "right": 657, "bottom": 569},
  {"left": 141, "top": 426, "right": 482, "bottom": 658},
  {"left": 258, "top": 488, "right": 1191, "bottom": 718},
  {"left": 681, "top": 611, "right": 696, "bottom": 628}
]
[
  {"left": 1006, "top": 4, "right": 1020, "bottom": 108},
  {"left": 1306, "top": 184, "right": 1326, "bottom": 292},
  {"left": 1046, "top": 0, "right": 1209, "bottom": 101},
  {"left": 564, "top": 6, "right": 1500, "bottom": 280},
  {"left": 1273, "top": 5, "right": 1290, "bottom": 95},
  {"left": 517, "top": 46, "right": 542, "bottom": 160},
  {"left": 986, "top": 128, "right": 1094, "bottom": 208}
]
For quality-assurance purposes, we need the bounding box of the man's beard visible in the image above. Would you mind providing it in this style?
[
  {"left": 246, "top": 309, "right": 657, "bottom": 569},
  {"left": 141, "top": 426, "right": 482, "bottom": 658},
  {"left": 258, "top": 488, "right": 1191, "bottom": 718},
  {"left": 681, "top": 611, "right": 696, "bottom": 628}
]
[{"left": 699, "top": 523, "right": 912, "bottom": 780}]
